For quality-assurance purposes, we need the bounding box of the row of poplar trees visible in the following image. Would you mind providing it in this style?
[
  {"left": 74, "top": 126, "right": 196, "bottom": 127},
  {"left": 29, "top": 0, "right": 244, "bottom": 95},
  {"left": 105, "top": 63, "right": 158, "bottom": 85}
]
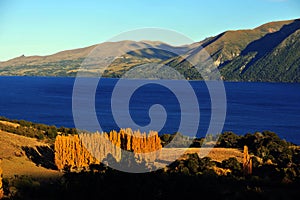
[{"left": 54, "top": 128, "right": 162, "bottom": 171}]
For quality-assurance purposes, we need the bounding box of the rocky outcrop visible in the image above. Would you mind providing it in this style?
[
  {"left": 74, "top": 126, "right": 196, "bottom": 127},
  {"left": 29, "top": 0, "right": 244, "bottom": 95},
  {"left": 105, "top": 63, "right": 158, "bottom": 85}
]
[{"left": 54, "top": 128, "right": 162, "bottom": 170}]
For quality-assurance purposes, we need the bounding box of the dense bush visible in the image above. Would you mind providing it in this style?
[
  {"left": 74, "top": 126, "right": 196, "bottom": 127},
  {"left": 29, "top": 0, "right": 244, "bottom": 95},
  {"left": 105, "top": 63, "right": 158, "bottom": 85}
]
[
  {"left": 214, "top": 130, "right": 296, "bottom": 167},
  {"left": 221, "top": 157, "right": 242, "bottom": 176},
  {"left": 216, "top": 131, "right": 241, "bottom": 148}
]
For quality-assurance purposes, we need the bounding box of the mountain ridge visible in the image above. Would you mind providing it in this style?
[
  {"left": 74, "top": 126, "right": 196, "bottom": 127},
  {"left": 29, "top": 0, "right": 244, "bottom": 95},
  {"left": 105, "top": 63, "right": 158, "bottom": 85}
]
[{"left": 0, "top": 18, "right": 299, "bottom": 82}]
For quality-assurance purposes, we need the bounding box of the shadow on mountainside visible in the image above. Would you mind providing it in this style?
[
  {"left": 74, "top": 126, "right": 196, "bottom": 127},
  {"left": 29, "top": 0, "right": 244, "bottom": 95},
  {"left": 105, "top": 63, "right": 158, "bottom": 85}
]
[{"left": 240, "top": 19, "right": 300, "bottom": 73}]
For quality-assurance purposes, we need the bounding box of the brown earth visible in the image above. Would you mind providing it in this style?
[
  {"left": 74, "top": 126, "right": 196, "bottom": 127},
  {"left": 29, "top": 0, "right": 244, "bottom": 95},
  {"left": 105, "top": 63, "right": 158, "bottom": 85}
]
[{"left": 0, "top": 130, "right": 61, "bottom": 178}]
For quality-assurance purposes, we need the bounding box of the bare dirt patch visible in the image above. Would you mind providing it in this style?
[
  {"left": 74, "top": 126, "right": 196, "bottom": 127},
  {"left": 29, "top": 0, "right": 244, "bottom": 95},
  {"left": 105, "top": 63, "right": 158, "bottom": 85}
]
[{"left": 157, "top": 147, "right": 244, "bottom": 164}]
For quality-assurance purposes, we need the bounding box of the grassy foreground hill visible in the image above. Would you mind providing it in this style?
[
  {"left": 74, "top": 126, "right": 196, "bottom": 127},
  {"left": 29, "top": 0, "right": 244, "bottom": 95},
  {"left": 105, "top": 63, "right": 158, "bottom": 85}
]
[{"left": 0, "top": 19, "right": 299, "bottom": 82}]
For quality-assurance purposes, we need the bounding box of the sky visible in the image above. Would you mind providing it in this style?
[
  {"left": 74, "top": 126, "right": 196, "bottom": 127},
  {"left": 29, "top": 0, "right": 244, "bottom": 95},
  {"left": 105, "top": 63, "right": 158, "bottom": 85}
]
[{"left": 0, "top": 0, "right": 299, "bottom": 61}]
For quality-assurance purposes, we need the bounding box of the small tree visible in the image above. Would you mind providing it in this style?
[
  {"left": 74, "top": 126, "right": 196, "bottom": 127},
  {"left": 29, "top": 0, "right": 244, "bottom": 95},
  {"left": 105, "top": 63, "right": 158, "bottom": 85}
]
[
  {"left": 243, "top": 145, "right": 252, "bottom": 176},
  {"left": 0, "top": 166, "right": 3, "bottom": 199},
  {"left": 160, "top": 134, "right": 171, "bottom": 146}
]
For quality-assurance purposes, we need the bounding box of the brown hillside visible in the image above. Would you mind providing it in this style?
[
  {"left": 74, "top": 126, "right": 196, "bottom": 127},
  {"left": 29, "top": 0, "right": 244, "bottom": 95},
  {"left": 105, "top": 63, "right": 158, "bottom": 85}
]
[
  {"left": 173, "top": 19, "right": 295, "bottom": 68},
  {"left": 0, "top": 45, "right": 96, "bottom": 67},
  {"left": 0, "top": 130, "right": 61, "bottom": 178}
]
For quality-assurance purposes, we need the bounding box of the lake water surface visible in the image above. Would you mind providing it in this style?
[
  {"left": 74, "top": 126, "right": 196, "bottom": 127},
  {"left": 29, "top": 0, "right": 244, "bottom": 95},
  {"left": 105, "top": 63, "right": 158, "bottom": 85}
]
[{"left": 0, "top": 76, "right": 300, "bottom": 144}]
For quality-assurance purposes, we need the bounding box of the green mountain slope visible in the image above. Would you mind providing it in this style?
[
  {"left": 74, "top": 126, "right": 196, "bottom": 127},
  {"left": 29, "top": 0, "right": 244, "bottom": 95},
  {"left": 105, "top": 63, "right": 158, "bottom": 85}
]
[
  {"left": 164, "top": 18, "right": 299, "bottom": 81},
  {"left": 200, "top": 18, "right": 293, "bottom": 67},
  {"left": 247, "top": 29, "right": 300, "bottom": 82},
  {"left": 220, "top": 19, "right": 300, "bottom": 82}
]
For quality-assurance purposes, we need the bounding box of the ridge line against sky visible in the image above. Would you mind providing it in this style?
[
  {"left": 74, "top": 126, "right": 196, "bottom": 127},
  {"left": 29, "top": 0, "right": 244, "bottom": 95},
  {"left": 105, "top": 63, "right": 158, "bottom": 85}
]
[{"left": 0, "top": 0, "right": 299, "bottom": 61}]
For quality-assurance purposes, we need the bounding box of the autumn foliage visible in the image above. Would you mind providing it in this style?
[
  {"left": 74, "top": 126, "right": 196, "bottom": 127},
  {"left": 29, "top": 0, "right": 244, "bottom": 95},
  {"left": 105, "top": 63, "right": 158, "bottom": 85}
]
[
  {"left": 0, "top": 165, "right": 3, "bottom": 199},
  {"left": 243, "top": 145, "right": 252, "bottom": 175},
  {"left": 54, "top": 128, "right": 162, "bottom": 170}
]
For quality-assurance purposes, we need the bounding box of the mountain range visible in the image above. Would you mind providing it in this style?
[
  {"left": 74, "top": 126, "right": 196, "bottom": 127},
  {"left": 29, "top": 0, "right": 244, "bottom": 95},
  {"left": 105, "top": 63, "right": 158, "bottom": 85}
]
[{"left": 0, "top": 18, "right": 299, "bottom": 82}]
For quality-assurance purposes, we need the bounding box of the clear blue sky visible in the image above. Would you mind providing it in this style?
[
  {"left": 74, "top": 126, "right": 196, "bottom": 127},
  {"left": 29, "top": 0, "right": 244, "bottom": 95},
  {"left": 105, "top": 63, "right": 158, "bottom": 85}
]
[{"left": 0, "top": 0, "right": 299, "bottom": 61}]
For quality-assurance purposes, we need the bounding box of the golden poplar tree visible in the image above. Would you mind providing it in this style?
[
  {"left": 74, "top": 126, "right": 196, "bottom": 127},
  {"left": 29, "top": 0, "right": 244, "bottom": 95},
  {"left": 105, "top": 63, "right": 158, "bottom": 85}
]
[
  {"left": 0, "top": 165, "right": 3, "bottom": 199},
  {"left": 243, "top": 145, "right": 252, "bottom": 175}
]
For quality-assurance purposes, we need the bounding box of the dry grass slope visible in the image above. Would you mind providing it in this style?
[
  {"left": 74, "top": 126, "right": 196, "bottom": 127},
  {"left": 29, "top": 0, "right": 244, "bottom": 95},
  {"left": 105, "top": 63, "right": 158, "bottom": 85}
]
[
  {"left": 158, "top": 147, "right": 243, "bottom": 164},
  {"left": 0, "top": 130, "right": 61, "bottom": 178}
]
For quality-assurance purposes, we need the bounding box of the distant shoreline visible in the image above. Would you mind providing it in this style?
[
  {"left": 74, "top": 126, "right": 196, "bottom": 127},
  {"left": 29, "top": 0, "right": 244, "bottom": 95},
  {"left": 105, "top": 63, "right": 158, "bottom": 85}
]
[{"left": 0, "top": 75, "right": 299, "bottom": 84}]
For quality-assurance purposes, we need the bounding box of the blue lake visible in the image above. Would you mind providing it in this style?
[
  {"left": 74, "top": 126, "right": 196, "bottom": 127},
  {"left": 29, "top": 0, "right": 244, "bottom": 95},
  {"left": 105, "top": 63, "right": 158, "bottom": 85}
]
[{"left": 0, "top": 76, "right": 300, "bottom": 144}]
